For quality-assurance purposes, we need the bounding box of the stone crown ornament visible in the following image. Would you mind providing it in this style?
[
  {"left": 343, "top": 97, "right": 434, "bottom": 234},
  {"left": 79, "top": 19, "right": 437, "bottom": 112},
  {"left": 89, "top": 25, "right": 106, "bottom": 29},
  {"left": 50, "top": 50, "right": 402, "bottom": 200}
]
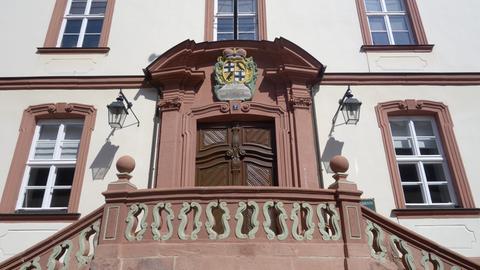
[{"left": 214, "top": 48, "right": 257, "bottom": 101}]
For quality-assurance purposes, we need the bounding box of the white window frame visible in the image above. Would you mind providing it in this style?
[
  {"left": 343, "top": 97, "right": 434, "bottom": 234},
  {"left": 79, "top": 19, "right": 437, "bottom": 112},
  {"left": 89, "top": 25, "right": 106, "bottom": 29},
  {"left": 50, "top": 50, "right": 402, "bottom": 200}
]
[
  {"left": 364, "top": 0, "right": 414, "bottom": 45},
  {"left": 213, "top": 0, "right": 258, "bottom": 41},
  {"left": 389, "top": 116, "right": 457, "bottom": 207},
  {"left": 56, "top": 0, "right": 106, "bottom": 47},
  {"left": 16, "top": 119, "right": 83, "bottom": 211}
]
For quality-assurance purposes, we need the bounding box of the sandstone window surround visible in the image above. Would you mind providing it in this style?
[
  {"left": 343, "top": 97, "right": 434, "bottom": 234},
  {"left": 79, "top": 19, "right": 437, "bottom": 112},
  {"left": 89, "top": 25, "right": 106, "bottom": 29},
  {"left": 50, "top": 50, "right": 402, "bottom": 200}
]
[
  {"left": 376, "top": 100, "right": 476, "bottom": 217},
  {"left": 0, "top": 103, "right": 96, "bottom": 221},
  {"left": 37, "top": 0, "right": 115, "bottom": 54},
  {"left": 356, "top": 0, "right": 434, "bottom": 52}
]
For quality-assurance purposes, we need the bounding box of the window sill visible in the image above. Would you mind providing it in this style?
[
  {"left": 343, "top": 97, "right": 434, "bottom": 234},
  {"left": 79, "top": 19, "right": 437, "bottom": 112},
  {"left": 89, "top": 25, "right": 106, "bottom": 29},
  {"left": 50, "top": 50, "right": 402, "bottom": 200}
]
[
  {"left": 0, "top": 212, "right": 80, "bottom": 222},
  {"left": 37, "top": 47, "right": 110, "bottom": 54},
  {"left": 392, "top": 208, "right": 480, "bottom": 219},
  {"left": 361, "top": 44, "right": 434, "bottom": 52}
]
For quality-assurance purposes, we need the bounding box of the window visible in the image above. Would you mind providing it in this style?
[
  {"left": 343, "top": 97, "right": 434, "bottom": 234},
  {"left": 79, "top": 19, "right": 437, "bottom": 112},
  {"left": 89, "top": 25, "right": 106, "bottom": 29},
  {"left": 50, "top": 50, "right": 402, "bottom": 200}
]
[
  {"left": 205, "top": 0, "right": 266, "bottom": 41},
  {"left": 389, "top": 117, "right": 456, "bottom": 206},
  {"left": 355, "top": 0, "right": 432, "bottom": 51},
  {"left": 17, "top": 120, "right": 83, "bottom": 211},
  {"left": 0, "top": 103, "right": 96, "bottom": 219},
  {"left": 376, "top": 100, "right": 475, "bottom": 212},
  {"left": 40, "top": 0, "right": 115, "bottom": 52}
]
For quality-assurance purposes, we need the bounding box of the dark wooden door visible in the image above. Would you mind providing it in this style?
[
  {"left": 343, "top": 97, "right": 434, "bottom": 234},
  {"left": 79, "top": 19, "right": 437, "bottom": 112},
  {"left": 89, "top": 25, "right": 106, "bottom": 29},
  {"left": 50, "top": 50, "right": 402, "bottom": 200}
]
[{"left": 196, "top": 122, "right": 276, "bottom": 187}]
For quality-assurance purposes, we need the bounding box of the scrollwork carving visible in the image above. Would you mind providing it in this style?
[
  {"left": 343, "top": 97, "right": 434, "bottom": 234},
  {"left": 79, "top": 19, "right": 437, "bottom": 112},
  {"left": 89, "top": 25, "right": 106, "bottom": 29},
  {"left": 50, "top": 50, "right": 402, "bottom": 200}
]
[
  {"left": 151, "top": 202, "right": 174, "bottom": 241},
  {"left": 390, "top": 235, "right": 416, "bottom": 270},
  {"left": 20, "top": 257, "right": 42, "bottom": 270},
  {"left": 76, "top": 220, "right": 100, "bottom": 266},
  {"left": 291, "top": 202, "right": 315, "bottom": 241},
  {"left": 421, "top": 251, "right": 445, "bottom": 270},
  {"left": 317, "top": 203, "right": 341, "bottom": 241},
  {"left": 178, "top": 202, "right": 203, "bottom": 240},
  {"left": 235, "top": 201, "right": 259, "bottom": 239},
  {"left": 124, "top": 203, "right": 148, "bottom": 241},
  {"left": 47, "top": 240, "right": 72, "bottom": 270},
  {"left": 365, "top": 220, "right": 387, "bottom": 261}
]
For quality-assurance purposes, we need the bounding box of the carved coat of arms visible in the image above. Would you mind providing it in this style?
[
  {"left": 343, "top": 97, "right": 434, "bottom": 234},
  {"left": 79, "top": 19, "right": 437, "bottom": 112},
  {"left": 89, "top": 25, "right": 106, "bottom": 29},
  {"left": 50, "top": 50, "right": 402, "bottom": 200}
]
[{"left": 214, "top": 48, "right": 257, "bottom": 101}]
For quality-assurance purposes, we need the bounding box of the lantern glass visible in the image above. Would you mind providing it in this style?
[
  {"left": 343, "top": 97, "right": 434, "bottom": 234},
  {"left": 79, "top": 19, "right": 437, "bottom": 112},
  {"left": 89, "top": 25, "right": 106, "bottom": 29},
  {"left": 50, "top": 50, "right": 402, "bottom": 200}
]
[
  {"left": 341, "top": 97, "right": 362, "bottom": 125},
  {"left": 107, "top": 100, "right": 128, "bottom": 128}
]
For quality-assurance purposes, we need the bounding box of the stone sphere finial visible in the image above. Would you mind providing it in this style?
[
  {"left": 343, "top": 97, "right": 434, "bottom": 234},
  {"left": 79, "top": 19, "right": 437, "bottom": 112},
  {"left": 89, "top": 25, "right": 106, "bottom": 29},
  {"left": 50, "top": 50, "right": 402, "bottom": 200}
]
[
  {"left": 116, "top": 155, "right": 135, "bottom": 174},
  {"left": 329, "top": 155, "right": 349, "bottom": 173}
]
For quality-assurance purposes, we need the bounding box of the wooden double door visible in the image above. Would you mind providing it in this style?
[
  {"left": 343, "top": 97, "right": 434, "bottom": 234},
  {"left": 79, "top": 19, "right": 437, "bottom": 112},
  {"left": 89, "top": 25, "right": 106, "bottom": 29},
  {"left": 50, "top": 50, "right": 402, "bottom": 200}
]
[{"left": 196, "top": 122, "right": 276, "bottom": 187}]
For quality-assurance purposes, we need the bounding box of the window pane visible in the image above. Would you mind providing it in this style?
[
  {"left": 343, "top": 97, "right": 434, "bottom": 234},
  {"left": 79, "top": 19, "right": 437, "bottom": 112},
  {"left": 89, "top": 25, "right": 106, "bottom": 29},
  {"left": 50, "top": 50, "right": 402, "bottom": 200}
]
[
  {"left": 22, "top": 189, "right": 45, "bottom": 208},
  {"left": 418, "top": 138, "right": 439, "bottom": 155},
  {"left": 55, "top": 167, "right": 75, "bottom": 186},
  {"left": 238, "top": 33, "right": 255, "bottom": 40},
  {"left": 217, "top": 33, "right": 234, "bottom": 40},
  {"left": 27, "top": 167, "right": 50, "bottom": 186},
  {"left": 50, "top": 189, "right": 71, "bottom": 207},
  {"left": 64, "top": 124, "right": 83, "bottom": 140},
  {"left": 390, "top": 16, "right": 409, "bottom": 31},
  {"left": 398, "top": 164, "right": 419, "bottom": 182},
  {"left": 372, "top": 32, "right": 390, "bottom": 45},
  {"left": 393, "top": 32, "right": 413, "bottom": 45},
  {"left": 238, "top": 0, "right": 256, "bottom": 13},
  {"left": 424, "top": 164, "right": 446, "bottom": 182},
  {"left": 69, "top": 0, "right": 87, "bottom": 14},
  {"left": 429, "top": 185, "right": 452, "bottom": 203},
  {"left": 61, "top": 141, "right": 80, "bottom": 159},
  {"left": 413, "top": 121, "right": 435, "bottom": 136},
  {"left": 61, "top": 35, "right": 79, "bottom": 48},
  {"left": 218, "top": 0, "right": 233, "bottom": 13},
  {"left": 90, "top": 0, "right": 107, "bottom": 14},
  {"left": 365, "top": 0, "right": 382, "bottom": 12},
  {"left": 39, "top": 125, "right": 59, "bottom": 140},
  {"left": 385, "top": 0, "right": 405, "bottom": 11},
  {"left": 86, "top": 19, "right": 104, "bottom": 33},
  {"left": 403, "top": 185, "right": 424, "bottom": 203},
  {"left": 368, "top": 16, "right": 387, "bottom": 31},
  {"left": 390, "top": 120, "right": 410, "bottom": 136},
  {"left": 238, "top": 17, "right": 256, "bottom": 32},
  {"left": 34, "top": 141, "right": 56, "bottom": 159},
  {"left": 82, "top": 34, "right": 101, "bottom": 47},
  {"left": 394, "top": 138, "right": 413, "bottom": 155},
  {"left": 218, "top": 17, "right": 234, "bottom": 33},
  {"left": 64, "top": 20, "right": 82, "bottom": 34}
]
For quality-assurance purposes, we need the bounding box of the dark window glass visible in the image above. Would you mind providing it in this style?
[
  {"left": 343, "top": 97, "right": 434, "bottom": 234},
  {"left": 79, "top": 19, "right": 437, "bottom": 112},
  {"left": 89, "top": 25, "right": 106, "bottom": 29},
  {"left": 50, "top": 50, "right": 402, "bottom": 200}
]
[
  {"left": 372, "top": 32, "right": 389, "bottom": 45},
  {"left": 238, "top": 0, "right": 256, "bottom": 13},
  {"left": 218, "top": 17, "right": 234, "bottom": 33},
  {"left": 238, "top": 33, "right": 255, "bottom": 40},
  {"left": 27, "top": 168, "right": 50, "bottom": 186},
  {"left": 82, "top": 34, "right": 101, "bottom": 47},
  {"left": 424, "top": 164, "right": 446, "bottom": 182},
  {"left": 50, "top": 189, "right": 71, "bottom": 207},
  {"left": 69, "top": 0, "right": 87, "bottom": 14},
  {"left": 403, "top": 185, "right": 424, "bottom": 203},
  {"left": 398, "top": 164, "right": 419, "bottom": 182},
  {"left": 90, "top": 0, "right": 107, "bottom": 14},
  {"left": 86, "top": 19, "right": 104, "bottom": 33},
  {"left": 61, "top": 35, "right": 79, "bottom": 47},
  {"left": 64, "top": 19, "right": 82, "bottom": 34},
  {"left": 55, "top": 167, "right": 75, "bottom": 186},
  {"left": 429, "top": 185, "right": 451, "bottom": 203},
  {"left": 218, "top": 0, "right": 233, "bottom": 13},
  {"left": 22, "top": 189, "right": 45, "bottom": 208},
  {"left": 238, "top": 17, "right": 255, "bottom": 32}
]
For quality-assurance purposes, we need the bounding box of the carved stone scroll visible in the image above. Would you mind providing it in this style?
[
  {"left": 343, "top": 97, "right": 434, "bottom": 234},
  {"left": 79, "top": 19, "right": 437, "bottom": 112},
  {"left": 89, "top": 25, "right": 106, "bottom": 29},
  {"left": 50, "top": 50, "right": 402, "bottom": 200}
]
[
  {"left": 421, "top": 251, "right": 445, "bottom": 270},
  {"left": 19, "top": 257, "right": 41, "bottom": 270},
  {"left": 365, "top": 220, "right": 387, "bottom": 261},
  {"left": 262, "top": 201, "right": 276, "bottom": 240},
  {"left": 390, "top": 235, "right": 416, "bottom": 270},
  {"left": 317, "top": 203, "right": 341, "bottom": 241},
  {"left": 205, "top": 201, "right": 231, "bottom": 240},
  {"left": 151, "top": 202, "right": 175, "bottom": 241},
  {"left": 47, "top": 240, "right": 72, "bottom": 270},
  {"left": 124, "top": 203, "right": 148, "bottom": 241},
  {"left": 291, "top": 202, "right": 315, "bottom": 241},
  {"left": 76, "top": 220, "right": 100, "bottom": 266},
  {"left": 235, "top": 201, "right": 259, "bottom": 239},
  {"left": 178, "top": 202, "right": 203, "bottom": 240}
]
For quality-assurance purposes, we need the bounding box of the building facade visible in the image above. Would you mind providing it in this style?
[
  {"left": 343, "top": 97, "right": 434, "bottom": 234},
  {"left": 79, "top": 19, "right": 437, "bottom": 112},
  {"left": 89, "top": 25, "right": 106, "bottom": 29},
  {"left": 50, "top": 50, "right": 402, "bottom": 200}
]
[{"left": 1, "top": 0, "right": 480, "bottom": 269}]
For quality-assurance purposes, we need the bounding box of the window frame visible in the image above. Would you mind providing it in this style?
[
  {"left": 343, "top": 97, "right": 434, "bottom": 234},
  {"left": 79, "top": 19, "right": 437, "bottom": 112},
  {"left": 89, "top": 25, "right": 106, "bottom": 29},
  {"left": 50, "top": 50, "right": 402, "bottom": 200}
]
[
  {"left": 205, "top": 0, "right": 267, "bottom": 41},
  {"left": 16, "top": 119, "right": 83, "bottom": 211},
  {"left": 0, "top": 103, "right": 96, "bottom": 220},
  {"left": 38, "top": 0, "right": 115, "bottom": 53},
  {"left": 376, "top": 100, "right": 475, "bottom": 213},
  {"left": 355, "top": 0, "right": 433, "bottom": 52},
  {"left": 389, "top": 116, "right": 457, "bottom": 207}
]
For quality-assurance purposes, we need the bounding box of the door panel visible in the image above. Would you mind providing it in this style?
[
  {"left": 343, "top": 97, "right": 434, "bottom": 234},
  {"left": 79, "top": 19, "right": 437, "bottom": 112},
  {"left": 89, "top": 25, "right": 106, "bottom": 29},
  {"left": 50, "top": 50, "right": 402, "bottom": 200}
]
[{"left": 196, "top": 122, "right": 276, "bottom": 187}]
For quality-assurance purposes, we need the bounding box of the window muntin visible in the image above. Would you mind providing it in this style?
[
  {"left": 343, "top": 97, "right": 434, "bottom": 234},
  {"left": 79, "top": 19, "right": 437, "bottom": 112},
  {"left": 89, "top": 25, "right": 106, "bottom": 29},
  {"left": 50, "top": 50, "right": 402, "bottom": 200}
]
[
  {"left": 364, "top": 0, "right": 414, "bottom": 45},
  {"left": 57, "top": 0, "right": 107, "bottom": 47},
  {"left": 16, "top": 120, "right": 83, "bottom": 211},
  {"left": 389, "top": 117, "right": 457, "bottom": 207},
  {"left": 214, "top": 0, "right": 258, "bottom": 41}
]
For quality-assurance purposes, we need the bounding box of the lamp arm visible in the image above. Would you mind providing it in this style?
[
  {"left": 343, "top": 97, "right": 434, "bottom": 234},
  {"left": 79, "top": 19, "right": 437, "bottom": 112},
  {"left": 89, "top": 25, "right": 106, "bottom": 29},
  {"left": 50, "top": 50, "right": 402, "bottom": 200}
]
[
  {"left": 119, "top": 89, "right": 140, "bottom": 127},
  {"left": 331, "top": 86, "right": 351, "bottom": 125}
]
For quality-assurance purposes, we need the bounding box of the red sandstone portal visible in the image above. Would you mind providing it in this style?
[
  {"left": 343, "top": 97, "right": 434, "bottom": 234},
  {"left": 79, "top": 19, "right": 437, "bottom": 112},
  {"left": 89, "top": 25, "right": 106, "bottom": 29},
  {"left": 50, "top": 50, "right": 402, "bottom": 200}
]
[{"left": 144, "top": 38, "right": 325, "bottom": 189}]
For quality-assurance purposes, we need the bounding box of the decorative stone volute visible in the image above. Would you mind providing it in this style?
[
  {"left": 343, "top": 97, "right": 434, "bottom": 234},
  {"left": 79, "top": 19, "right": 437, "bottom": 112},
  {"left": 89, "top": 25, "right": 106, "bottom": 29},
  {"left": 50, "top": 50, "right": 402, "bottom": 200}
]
[
  {"left": 328, "top": 155, "right": 358, "bottom": 191},
  {"left": 106, "top": 155, "right": 137, "bottom": 192}
]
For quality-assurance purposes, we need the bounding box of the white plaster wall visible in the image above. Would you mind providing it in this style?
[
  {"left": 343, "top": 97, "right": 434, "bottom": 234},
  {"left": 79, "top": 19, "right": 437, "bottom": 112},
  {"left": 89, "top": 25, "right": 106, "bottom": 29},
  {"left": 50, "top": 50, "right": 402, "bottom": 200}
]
[
  {"left": 2, "top": 1, "right": 480, "bottom": 76},
  {"left": 314, "top": 85, "right": 480, "bottom": 257},
  {"left": 0, "top": 88, "right": 157, "bottom": 261}
]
